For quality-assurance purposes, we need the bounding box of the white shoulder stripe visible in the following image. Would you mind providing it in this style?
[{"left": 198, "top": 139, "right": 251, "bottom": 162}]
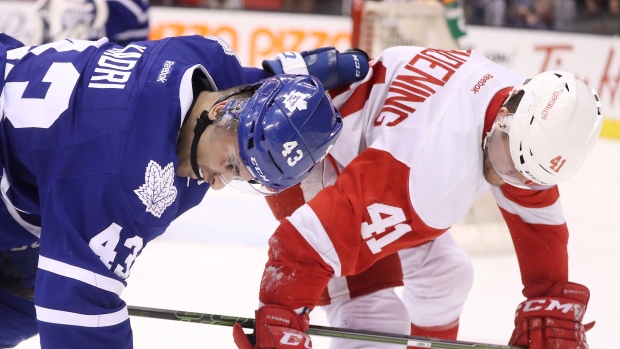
[
  {"left": 38, "top": 256, "right": 125, "bottom": 296},
  {"left": 1, "top": 173, "right": 41, "bottom": 238},
  {"left": 288, "top": 204, "right": 342, "bottom": 277},
  {"left": 491, "top": 187, "right": 566, "bottom": 225},
  {"left": 35, "top": 305, "right": 128, "bottom": 327},
  {"left": 114, "top": 28, "right": 150, "bottom": 42}
]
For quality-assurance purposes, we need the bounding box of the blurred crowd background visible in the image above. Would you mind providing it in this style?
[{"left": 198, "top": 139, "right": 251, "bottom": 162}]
[{"left": 143, "top": 0, "right": 619, "bottom": 36}]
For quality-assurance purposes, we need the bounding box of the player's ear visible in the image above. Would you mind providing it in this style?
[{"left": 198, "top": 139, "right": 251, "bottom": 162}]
[
  {"left": 208, "top": 101, "right": 228, "bottom": 121},
  {"left": 497, "top": 106, "right": 509, "bottom": 117}
]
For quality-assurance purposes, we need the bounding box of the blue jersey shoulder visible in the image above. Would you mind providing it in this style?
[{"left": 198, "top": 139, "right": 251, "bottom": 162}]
[
  {"left": 1, "top": 36, "right": 250, "bottom": 243},
  {"left": 105, "top": 0, "right": 150, "bottom": 45}
]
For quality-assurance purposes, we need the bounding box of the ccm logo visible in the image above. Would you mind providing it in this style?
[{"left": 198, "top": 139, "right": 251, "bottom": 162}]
[
  {"left": 353, "top": 54, "right": 361, "bottom": 77},
  {"left": 250, "top": 157, "right": 270, "bottom": 182},
  {"left": 519, "top": 299, "right": 577, "bottom": 314},
  {"left": 471, "top": 73, "right": 493, "bottom": 94},
  {"left": 280, "top": 331, "right": 311, "bottom": 348}
]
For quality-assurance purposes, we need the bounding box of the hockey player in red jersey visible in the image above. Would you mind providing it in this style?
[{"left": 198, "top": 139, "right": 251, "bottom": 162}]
[
  {"left": 233, "top": 46, "right": 603, "bottom": 349},
  {"left": 264, "top": 176, "right": 471, "bottom": 349}
]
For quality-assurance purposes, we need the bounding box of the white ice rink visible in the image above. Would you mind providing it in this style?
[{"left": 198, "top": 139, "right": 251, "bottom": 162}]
[{"left": 17, "top": 139, "right": 620, "bottom": 348}]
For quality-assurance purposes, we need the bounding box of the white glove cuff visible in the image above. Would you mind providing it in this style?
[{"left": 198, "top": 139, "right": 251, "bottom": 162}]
[{"left": 275, "top": 52, "right": 310, "bottom": 75}]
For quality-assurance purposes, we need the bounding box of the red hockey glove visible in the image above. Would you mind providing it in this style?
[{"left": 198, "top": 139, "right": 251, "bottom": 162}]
[
  {"left": 233, "top": 305, "right": 312, "bottom": 349},
  {"left": 509, "top": 282, "right": 594, "bottom": 349}
]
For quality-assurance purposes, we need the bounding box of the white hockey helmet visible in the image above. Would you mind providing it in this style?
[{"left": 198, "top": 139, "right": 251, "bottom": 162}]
[{"left": 485, "top": 70, "right": 603, "bottom": 189}]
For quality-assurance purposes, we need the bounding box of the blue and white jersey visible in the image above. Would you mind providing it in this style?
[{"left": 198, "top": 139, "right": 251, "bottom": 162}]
[
  {"left": 39, "top": 0, "right": 150, "bottom": 46},
  {"left": 0, "top": 35, "right": 269, "bottom": 348},
  {"left": 103, "top": 0, "right": 150, "bottom": 45}
]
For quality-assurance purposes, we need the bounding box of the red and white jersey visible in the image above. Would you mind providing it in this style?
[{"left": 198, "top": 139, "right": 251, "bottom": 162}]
[
  {"left": 265, "top": 178, "right": 404, "bottom": 306},
  {"left": 260, "top": 47, "right": 571, "bottom": 310}
]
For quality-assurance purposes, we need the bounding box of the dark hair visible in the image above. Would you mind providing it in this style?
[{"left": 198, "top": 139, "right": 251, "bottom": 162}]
[
  {"left": 502, "top": 89, "right": 525, "bottom": 113},
  {"left": 214, "top": 85, "right": 255, "bottom": 105}
]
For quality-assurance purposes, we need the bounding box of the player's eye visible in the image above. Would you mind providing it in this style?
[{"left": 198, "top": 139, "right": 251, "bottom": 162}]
[{"left": 226, "top": 160, "right": 241, "bottom": 178}]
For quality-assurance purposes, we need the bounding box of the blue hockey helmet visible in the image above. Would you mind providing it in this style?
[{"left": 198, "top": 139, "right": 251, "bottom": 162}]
[{"left": 237, "top": 74, "right": 342, "bottom": 194}]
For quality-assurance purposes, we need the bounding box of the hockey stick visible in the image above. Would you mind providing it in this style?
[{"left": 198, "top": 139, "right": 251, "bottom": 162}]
[
  {"left": 127, "top": 305, "right": 523, "bottom": 349},
  {"left": 0, "top": 283, "right": 520, "bottom": 349}
]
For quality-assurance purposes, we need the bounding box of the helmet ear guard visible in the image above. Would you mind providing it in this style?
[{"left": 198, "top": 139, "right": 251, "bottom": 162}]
[{"left": 488, "top": 70, "right": 603, "bottom": 188}]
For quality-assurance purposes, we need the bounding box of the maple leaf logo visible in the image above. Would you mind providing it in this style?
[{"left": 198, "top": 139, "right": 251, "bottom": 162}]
[
  {"left": 134, "top": 161, "right": 178, "bottom": 218},
  {"left": 281, "top": 91, "right": 310, "bottom": 113}
]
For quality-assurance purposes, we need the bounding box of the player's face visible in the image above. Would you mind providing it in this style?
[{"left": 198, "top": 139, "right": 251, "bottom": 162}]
[
  {"left": 485, "top": 127, "right": 531, "bottom": 187},
  {"left": 197, "top": 118, "right": 253, "bottom": 190},
  {"left": 484, "top": 109, "right": 549, "bottom": 190},
  {"left": 482, "top": 147, "right": 506, "bottom": 187}
]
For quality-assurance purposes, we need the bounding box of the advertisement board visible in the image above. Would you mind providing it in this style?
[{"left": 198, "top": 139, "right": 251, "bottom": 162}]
[
  {"left": 149, "top": 7, "right": 352, "bottom": 68},
  {"left": 461, "top": 27, "right": 620, "bottom": 136}
]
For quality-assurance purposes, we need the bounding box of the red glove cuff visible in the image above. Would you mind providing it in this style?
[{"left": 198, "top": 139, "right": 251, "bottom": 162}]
[
  {"left": 255, "top": 305, "right": 310, "bottom": 332},
  {"left": 254, "top": 305, "right": 312, "bottom": 348}
]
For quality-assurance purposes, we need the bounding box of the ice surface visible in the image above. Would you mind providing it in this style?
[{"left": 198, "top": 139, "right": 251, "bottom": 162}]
[{"left": 16, "top": 139, "right": 619, "bottom": 348}]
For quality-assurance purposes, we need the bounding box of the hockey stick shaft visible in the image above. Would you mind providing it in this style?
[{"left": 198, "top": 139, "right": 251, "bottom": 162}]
[
  {"left": 0, "top": 283, "right": 520, "bottom": 349},
  {"left": 127, "top": 305, "right": 522, "bottom": 349}
]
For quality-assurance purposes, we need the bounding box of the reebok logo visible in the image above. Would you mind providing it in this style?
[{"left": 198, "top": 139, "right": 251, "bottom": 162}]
[
  {"left": 157, "top": 60, "right": 175, "bottom": 84},
  {"left": 471, "top": 73, "right": 494, "bottom": 94}
]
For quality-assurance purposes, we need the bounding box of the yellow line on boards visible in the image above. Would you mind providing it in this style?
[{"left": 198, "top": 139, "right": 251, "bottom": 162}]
[{"left": 601, "top": 118, "right": 620, "bottom": 140}]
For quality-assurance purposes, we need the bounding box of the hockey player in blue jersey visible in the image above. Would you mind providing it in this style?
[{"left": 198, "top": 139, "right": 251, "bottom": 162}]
[{"left": 0, "top": 33, "right": 369, "bottom": 348}]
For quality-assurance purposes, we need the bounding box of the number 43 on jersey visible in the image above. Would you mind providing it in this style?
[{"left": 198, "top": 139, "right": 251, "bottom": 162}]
[{"left": 89, "top": 223, "right": 144, "bottom": 279}]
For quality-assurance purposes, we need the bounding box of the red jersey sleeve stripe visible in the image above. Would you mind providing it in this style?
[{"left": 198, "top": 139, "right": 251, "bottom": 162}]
[
  {"left": 492, "top": 187, "right": 565, "bottom": 225},
  {"left": 500, "top": 183, "right": 561, "bottom": 208},
  {"left": 288, "top": 204, "right": 342, "bottom": 276}
]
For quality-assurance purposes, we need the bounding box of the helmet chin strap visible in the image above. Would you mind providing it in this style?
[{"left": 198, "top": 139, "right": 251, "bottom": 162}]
[{"left": 190, "top": 110, "right": 214, "bottom": 180}]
